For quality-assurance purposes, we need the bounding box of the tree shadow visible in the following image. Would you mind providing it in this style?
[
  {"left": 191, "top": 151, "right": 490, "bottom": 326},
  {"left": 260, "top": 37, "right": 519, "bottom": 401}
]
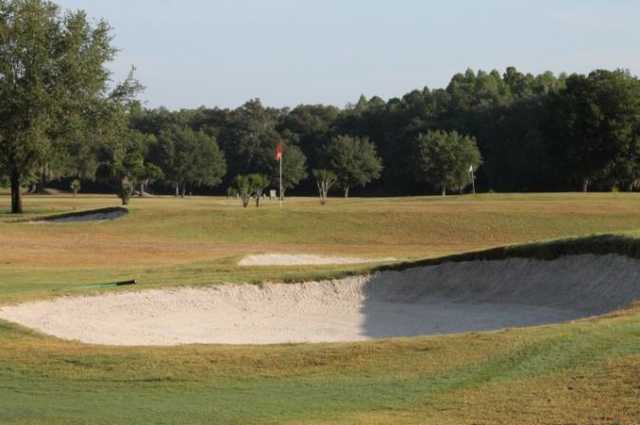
[{"left": 358, "top": 255, "right": 640, "bottom": 339}]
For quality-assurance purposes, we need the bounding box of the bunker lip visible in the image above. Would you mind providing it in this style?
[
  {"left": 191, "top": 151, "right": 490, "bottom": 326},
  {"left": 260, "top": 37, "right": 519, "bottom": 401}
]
[
  {"left": 238, "top": 254, "right": 398, "bottom": 266},
  {"left": 1, "top": 254, "right": 638, "bottom": 347},
  {"left": 26, "top": 207, "right": 128, "bottom": 223}
]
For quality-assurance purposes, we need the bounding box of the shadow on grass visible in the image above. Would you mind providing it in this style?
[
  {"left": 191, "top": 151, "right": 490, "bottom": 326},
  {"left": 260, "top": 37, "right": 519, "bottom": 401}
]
[{"left": 9, "top": 207, "right": 128, "bottom": 223}]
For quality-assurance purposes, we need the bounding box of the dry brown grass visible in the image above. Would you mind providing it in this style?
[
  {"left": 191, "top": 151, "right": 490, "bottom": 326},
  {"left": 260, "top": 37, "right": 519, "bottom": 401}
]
[{"left": 3, "top": 193, "right": 640, "bottom": 270}]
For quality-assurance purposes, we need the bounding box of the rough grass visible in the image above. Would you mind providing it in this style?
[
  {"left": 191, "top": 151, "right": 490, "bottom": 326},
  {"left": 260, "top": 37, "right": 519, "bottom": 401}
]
[{"left": 1, "top": 193, "right": 640, "bottom": 424}]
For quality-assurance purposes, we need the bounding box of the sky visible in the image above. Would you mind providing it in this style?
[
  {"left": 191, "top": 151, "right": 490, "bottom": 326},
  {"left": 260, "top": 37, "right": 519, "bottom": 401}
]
[{"left": 56, "top": 0, "right": 640, "bottom": 110}]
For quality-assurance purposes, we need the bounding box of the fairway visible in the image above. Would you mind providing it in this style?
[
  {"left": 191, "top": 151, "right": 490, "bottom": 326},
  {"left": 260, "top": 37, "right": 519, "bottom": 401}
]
[
  {"left": 1, "top": 193, "right": 640, "bottom": 424},
  {"left": 3, "top": 193, "right": 640, "bottom": 294}
]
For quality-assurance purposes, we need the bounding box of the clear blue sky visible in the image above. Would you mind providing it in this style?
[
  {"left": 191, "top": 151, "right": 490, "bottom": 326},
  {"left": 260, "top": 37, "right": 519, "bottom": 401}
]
[{"left": 57, "top": 0, "right": 640, "bottom": 110}]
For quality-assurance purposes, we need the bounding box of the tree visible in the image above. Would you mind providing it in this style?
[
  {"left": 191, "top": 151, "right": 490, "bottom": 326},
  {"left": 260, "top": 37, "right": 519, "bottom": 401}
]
[
  {"left": 412, "top": 130, "right": 482, "bottom": 196},
  {"left": 217, "top": 99, "right": 283, "bottom": 177},
  {"left": 231, "top": 175, "right": 252, "bottom": 208},
  {"left": 230, "top": 174, "right": 268, "bottom": 208},
  {"left": 61, "top": 133, "right": 100, "bottom": 184},
  {"left": 313, "top": 169, "right": 337, "bottom": 205},
  {"left": 133, "top": 163, "right": 163, "bottom": 196},
  {"left": 270, "top": 140, "right": 307, "bottom": 197},
  {"left": 607, "top": 135, "right": 640, "bottom": 191},
  {"left": 29, "top": 143, "right": 68, "bottom": 193},
  {"left": 0, "top": 0, "right": 116, "bottom": 213},
  {"left": 118, "top": 176, "right": 133, "bottom": 206},
  {"left": 547, "top": 70, "right": 640, "bottom": 192},
  {"left": 70, "top": 179, "right": 81, "bottom": 196},
  {"left": 186, "top": 131, "right": 226, "bottom": 195},
  {"left": 327, "top": 135, "right": 383, "bottom": 197},
  {"left": 248, "top": 174, "right": 269, "bottom": 207},
  {"left": 62, "top": 70, "right": 144, "bottom": 191},
  {"left": 278, "top": 104, "right": 339, "bottom": 175},
  {"left": 156, "top": 127, "right": 226, "bottom": 197},
  {"left": 0, "top": 170, "right": 7, "bottom": 188},
  {"left": 108, "top": 129, "right": 163, "bottom": 196},
  {"left": 96, "top": 124, "right": 154, "bottom": 206},
  {"left": 106, "top": 132, "right": 144, "bottom": 205}
]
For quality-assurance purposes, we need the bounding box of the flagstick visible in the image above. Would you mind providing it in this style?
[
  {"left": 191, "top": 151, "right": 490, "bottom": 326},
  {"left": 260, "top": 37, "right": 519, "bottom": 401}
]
[{"left": 279, "top": 155, "right": 283, "bottom": 208}]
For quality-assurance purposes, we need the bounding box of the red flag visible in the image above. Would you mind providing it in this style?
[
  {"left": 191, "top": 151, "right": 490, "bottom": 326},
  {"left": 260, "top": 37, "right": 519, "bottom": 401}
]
[{"left": 275, "top": 143, "right": 283, "bottom": 161}]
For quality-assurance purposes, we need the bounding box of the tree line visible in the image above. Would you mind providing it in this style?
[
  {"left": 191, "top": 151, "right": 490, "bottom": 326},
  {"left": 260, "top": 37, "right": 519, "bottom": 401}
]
[
  {"left": 2, "top": 1, "right": 640, "bottom": 214},
  {"left": 92, "top": 66, "right": 640, "bottom": 200}
]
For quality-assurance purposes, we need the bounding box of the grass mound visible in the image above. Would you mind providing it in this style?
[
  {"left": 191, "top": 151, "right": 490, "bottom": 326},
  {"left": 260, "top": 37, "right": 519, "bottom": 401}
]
[{"left": 380, "top": 233, "right": 640, "bottom": 271}]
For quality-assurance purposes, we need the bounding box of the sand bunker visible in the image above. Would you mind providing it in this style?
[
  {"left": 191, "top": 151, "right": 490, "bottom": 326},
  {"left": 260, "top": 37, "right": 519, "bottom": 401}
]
[
  {"left": 1, "top": 254, "right": 639, "bottom": 346},
  {"left": 238, "top": 254, "right": 396, "bottom": 266},
  {"left": 31, "top": 207, "right": 128, "bottom": 223}
]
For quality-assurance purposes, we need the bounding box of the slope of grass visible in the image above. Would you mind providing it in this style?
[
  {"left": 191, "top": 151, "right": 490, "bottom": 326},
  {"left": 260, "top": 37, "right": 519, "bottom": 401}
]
[
  {"left": 381, "top": 233, "right": 640, "bottom": 272},
  {"left": 0, "top": 193, "right": 639, "bottom": 424}
]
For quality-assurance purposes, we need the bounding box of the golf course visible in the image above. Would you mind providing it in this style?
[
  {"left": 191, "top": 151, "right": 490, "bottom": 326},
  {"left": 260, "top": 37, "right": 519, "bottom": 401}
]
[
  {"left": 1, "top": 192, "right": 639, "bottom": 424},
  {"left": 1, "top": 0, "right": 640, "bottom": 422}
]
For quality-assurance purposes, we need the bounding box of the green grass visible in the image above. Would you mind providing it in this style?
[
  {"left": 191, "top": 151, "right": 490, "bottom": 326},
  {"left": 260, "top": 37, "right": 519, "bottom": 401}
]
[
  {"left": 1, "top": 316, "right": 638, "bottom": 424},
  {"left": 1, "top": 193, "right": 640, "bottom": 424}
]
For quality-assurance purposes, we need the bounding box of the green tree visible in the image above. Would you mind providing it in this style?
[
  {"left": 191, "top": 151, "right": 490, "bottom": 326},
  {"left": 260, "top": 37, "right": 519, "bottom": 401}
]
[
  {"left": 70, "top": 179, "right": 81, "bottom": 197},
  {"left": 312, "top": 169, "right": 337, "bottom": 205},
  {"left": 270, "top": 140, "right": 307, "bottom": 198},
  {"left": 156, "top": 127, "right": 226, "bottom": 197},
  {"left": 0, "top": 0, "right": 116, "bottom": 213},
  {"left": 218, "top": 99, "right": 282, "bottom": 176},
  {"left": 607, "top": 136, "right": 640, "bottom": 191},
  {"left": 96, "top": 121, "right": 157, "bottom": 205},
  {"left": 134, "top": 163, "right": 163, "bottom": 196},
  {"left": 61, "top": 72, "right": 144, "bottom": 189},
  {"left": 231, "top": 175, "right": 252, "bottom": 208},
  {"left": 412, "top": 130, "right": 482, "bottom": 196},
  {"left": 61, "top": 133, "right": 100, "bottom": 183},
  {"left": 327, "top": 135, "right": 383, "bottom": 197},
  {"left": 248, "top": 173, "right": 269, "bottom": 207},
  {"left": 278, "top": 104, "right": 339, "bottom": 172},
  {"left": 118, "top": 176, "right": 134, "bottom": 206},
  {"left": 98, "top": 131, "right": 144, "bottom": 205},
  {"left": 230, "top": 174, "right": 268, "bottom": 208},
  {"left": 547, "top": 70, "right": 640, "bottom": 192}
]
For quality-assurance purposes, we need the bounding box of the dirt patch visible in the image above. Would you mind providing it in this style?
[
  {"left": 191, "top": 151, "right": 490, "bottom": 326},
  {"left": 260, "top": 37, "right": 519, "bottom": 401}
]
[{"left": 1, "top": 254, "right": 639, "bottom": 346}]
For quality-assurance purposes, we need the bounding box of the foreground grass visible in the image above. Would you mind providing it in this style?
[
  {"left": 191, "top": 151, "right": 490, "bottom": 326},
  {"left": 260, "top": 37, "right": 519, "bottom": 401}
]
[
  {"left": 1, "top": 312, "right": 638, "bottom": 424},
  {"left": 0, "top": 193, "right": 639, "bottom": 424}
]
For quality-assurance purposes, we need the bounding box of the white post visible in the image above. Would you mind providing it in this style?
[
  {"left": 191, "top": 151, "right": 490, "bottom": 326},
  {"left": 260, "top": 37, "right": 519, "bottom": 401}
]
[{"left": 470, "top": 166, "right": 476, "bottom": 195}]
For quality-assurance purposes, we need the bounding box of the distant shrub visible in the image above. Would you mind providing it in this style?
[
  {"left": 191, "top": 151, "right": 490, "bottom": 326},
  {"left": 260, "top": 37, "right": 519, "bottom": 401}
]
[
  {"left": 118, "top": 177, "right": 133, "bottom": 206},
  {"left": 313, "top": 169, "right": 337, "bottom": 205},
  {"left": 70, "top": 179, "right": 81, "bottom": 197}
]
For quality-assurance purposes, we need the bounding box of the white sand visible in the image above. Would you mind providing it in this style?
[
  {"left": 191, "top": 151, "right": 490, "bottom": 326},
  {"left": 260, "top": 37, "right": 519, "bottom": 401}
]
[
  {"left": 1, "top": 254, "right": 639, "bottom": 346},
  {"left": 238, "top": 253, "right": 396, "bottom": 266}
]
